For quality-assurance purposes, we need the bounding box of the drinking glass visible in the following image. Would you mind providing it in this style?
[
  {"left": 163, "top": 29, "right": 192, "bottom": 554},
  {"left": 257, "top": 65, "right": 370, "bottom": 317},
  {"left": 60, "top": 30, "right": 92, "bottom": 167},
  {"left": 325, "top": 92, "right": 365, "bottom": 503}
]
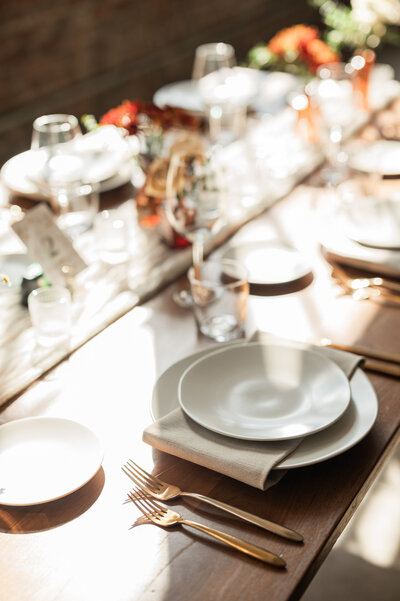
[
  {"left": 192, "top": 43, "right": 236, "bottom": 81},
  {"left": 54, "top": 181, "right": 99, "bottom": 240},
  {"left": 28, "top": 285, "right": 72, "bottom": 348},
  {"left": 316, "top": 63, "right": 357, "bottom": 185},
  {"left": 188, "top": 258, "right": 249, "bottom": 342},
  {"left": 31, "top": 114, "right": 82, "bottom": 150},
  {"left": 165, "top": 151, "right": 225, "bottom": 305}
]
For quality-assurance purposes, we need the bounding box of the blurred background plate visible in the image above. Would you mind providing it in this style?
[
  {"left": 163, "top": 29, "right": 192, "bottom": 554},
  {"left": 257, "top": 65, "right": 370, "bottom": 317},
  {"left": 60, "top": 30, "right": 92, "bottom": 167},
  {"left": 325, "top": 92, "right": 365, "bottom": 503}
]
[{"left": 153, "top": 71, "right": 299, "bottom": 115}]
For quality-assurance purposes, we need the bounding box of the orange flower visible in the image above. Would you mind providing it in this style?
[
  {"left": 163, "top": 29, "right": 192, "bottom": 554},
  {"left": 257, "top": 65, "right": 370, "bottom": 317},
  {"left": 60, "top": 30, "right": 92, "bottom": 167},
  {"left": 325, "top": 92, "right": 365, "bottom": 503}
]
[
  {"left": 100, "top": 100, "right": 143, "bottom": 134},
  {"left": 99, "top": 100, "right": 201, "bottom": 135},
  {"left": 303, "top": 38, "right": 340, "bottom": 72},
  {"left": 268, "top": 25, "right": 318, "bottom": 56}
]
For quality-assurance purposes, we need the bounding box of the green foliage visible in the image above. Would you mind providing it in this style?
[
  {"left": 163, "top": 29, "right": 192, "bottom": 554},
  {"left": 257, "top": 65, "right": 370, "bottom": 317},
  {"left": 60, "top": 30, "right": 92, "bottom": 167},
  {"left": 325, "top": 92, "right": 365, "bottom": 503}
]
[{"left": 309, "top": 0, "right": 400, "bottom": 52}]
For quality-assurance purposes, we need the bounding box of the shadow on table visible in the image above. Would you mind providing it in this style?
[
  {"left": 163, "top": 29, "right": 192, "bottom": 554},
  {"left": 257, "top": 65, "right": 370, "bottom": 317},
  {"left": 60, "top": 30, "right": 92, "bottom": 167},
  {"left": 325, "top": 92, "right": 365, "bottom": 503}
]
[
  {"left": 302, "top": 548, "right": 400, "bottom": 601},
  {"left": 0, "top": 466, "right": 105, "bottom": 534}
]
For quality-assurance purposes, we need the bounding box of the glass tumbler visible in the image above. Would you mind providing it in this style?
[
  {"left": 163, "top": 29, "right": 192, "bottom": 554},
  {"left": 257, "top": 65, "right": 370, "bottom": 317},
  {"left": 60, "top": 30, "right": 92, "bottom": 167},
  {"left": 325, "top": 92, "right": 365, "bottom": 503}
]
[
  {"left": 192, "top": 42, "right": 236, "bottom": 80},
  {"left": 31, "top": 114, "right": 82, "bottom": 150},
  {"left": 188, "top": 258, "right": 249, "bottom": 342},
  {"left": 28, "top": 286, "right": 72, "bottom": 348}
]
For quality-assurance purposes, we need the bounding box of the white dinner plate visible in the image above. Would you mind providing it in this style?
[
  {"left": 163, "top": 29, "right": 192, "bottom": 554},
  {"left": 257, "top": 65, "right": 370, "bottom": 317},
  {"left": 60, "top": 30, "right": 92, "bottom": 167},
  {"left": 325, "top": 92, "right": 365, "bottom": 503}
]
[
  {"left": 151, "top": 346, "right": 377, "bottom": 469},
  {"left": 222, "top": 241, "right": 312, "bottom": 286},
  {"left": 0, "top": 153, "right": 135, "bottom": 201},
  {"left": 153, "top": 71, "right": 299, "bottom": 115},
  {"left": 0, "top": 417, "right": 103, "bottom": 506},
  {"left": 340, "top": 197, "right": 400, "bottom": 249},
  {"left": 0, "top": 125, "right": 136, "bottom": 201},
  {"left": 348, "top": 140, "right": 400, "bottom": 176},
  {"left": 178, "top": 342, "right": 351, "bottom": 441}
]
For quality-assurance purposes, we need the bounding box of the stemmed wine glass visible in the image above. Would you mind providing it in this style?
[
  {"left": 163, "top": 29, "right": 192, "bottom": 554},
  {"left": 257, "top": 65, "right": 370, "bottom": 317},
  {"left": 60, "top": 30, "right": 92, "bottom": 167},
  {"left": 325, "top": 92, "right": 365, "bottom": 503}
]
[
  {"left": 192, "top": 43, "right": 236, "bottom": 81},
  {"left": 165, "top": 150, "right": 225, "bottom": 306}
]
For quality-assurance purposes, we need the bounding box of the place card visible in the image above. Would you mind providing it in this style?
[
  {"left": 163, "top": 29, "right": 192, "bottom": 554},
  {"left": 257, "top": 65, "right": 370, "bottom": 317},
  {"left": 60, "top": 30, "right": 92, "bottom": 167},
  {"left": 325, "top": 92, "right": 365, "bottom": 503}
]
[{"left": 12, "top": 203, "right": 87, "bottom": 286}]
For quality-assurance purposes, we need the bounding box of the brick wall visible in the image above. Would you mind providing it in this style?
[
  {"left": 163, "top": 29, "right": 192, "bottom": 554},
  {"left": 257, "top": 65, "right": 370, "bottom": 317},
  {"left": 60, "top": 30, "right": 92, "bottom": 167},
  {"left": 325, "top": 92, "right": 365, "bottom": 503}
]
[{"left": 0, "top": 0, "right": 318, "bottom": 165}]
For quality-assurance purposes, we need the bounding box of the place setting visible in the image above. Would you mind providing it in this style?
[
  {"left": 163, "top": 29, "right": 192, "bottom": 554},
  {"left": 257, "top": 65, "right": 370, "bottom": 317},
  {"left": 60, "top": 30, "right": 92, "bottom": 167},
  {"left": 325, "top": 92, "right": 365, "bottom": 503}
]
[{"left": 119, "top": 329, "right": 378, "bottom": 567}]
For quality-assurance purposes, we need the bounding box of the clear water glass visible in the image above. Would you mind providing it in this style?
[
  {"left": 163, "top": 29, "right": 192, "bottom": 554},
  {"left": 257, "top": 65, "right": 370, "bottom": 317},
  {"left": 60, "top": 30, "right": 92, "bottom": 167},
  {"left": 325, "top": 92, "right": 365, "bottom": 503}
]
[
  {"left": 31, "top": 114, "right": 82, "bottom": 150},
  {"left": 316, "top": 63, "right": 357, "bottom": 184},
  {"left": 96, "top": 209, "right": 130, "bottom": 264},
  {"left": 54, "top": 181, "right": 99, "bottom": 240},
  {"left": 28, "top": 285, "right": 72, "bottom": 347},
  {"left": 192, "top": 42, "right": 236, "bottom": 80},
  {"left": 188, "top": 258, "right": 249, "bottom": 342},
  {"left": 166, "top": 150, "right": 225, "bottom": 268}
]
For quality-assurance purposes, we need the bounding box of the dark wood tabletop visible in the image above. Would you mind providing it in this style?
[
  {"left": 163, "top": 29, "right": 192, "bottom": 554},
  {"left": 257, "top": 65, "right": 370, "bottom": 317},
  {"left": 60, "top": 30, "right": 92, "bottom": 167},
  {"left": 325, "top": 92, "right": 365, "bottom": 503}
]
[{"left": 1, "top": 167, "right": 400, "bottom": 600}]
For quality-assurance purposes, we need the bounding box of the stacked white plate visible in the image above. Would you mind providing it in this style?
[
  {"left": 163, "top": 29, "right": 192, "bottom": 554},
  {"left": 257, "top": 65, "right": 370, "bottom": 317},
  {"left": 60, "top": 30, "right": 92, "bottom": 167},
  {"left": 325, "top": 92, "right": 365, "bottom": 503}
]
[
  {"left": 152, "top": 341, "right": 378, "bottom": 469},
  {"left": 0, "top": 125, "right": 138, "bottom": 200}
]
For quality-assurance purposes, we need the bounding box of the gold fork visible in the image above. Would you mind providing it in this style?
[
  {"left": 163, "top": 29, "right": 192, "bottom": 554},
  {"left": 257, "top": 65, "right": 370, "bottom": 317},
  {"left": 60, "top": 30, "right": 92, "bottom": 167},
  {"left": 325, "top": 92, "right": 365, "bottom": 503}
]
[
  {"left": 128, "top": 487, "right": 286, "bottom": 567},
  {"left": 122, "top": 459, "right": 303, "bottom": 542}
]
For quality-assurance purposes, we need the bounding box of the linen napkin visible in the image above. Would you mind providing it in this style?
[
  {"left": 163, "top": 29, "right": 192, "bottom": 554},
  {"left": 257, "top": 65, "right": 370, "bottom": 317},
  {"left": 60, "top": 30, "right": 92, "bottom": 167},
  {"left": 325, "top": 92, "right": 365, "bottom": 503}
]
[{"left": 143, "top": 332, "right": 363, "bottom": 490}]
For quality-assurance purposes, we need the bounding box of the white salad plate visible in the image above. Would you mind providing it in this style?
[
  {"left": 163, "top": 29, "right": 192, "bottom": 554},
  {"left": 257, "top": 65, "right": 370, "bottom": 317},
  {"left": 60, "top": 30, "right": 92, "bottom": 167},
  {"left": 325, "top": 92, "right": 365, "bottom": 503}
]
[
  {"left": 340, "top": 197, "right": 400, "bottom": 250},
  {"left": 348, "top": 140, "right": 400, "bottom": 176},
  {"left": 178, "top": 342, "right": 351, "bottom": 441},
  {"left": 0, "top": 417, "right": 103, "bottom": 506},
  {"left": 151, "top": 344, "right": 377, "bottom": 469},
  {"left": 222, "top": 241, "right": 312, "bottom": 286}
]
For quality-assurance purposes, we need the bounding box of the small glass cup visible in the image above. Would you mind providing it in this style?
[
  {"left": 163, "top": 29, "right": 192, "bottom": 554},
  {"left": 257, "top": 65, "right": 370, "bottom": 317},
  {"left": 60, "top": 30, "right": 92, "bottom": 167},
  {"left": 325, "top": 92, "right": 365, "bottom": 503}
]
[
  {"left": 96, "top": 209, "right": 130, "bottom": 264},
  {"left": 53, "top": 181, "right": 99, "bottom": 240},
  {"left": 28, "top": 285, "right": 72, "bottom": 348},
  {"left": 31, "top": 114, "right": 82, "bottom": 150},
  {"left": 192, "top": 42, "right": 236, "bottom": 81},
  {"left": 188, "top": 258, "right": 249, "bottom": 342}
]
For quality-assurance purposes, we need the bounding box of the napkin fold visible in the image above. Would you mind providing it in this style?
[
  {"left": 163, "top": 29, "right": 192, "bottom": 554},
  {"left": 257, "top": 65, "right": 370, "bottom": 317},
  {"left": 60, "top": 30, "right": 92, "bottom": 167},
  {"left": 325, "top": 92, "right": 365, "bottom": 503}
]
[{"left": 143, "top": 332, "right": 363, "bottom": 490}]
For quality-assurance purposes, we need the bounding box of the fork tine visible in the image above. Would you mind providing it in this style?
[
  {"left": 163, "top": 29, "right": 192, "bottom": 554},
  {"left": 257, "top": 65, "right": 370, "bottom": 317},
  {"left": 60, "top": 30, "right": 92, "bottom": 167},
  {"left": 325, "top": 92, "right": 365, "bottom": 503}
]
[
  {"left": 127, "top": 491, "right": 153, "bottom": 521},
  {"left": 128, "top": 487, "right": 166, "bottom": 520},
  {"left": 127, "top": 460, "right": 162, "bottom": 487},
  {"left": 122, "top": 465, "right": 152, "bottom": 491},
  {"left": 123, "top": 460, "right": 160, "bottom": 492},
  {"left": 134, "top": 488, "right": 166, "bottom": 518}
]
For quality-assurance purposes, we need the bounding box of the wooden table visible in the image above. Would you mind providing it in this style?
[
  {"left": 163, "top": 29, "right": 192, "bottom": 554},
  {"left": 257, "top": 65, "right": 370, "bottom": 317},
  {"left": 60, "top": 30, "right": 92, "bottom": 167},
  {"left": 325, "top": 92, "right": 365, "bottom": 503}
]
[{"left": 1, "top": 175, "right": 400, "bottom": 601}]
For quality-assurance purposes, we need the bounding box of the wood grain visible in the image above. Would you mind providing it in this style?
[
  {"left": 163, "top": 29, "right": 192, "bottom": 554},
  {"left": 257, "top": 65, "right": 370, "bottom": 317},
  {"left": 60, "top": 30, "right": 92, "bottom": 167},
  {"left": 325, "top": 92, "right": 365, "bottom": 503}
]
[{"left": 1, "top": 181, "right": 400, "bottom": 601}]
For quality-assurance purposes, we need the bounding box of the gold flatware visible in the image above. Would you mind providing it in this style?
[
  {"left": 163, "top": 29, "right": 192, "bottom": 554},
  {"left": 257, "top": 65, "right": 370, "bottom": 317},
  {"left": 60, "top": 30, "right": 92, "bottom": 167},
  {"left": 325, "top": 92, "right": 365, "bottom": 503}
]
[
  {"left": 128, "top": 487, "right": 286, "bottom": 567},
  {"left": 319, "top": 339, "right": 400, "bottom": 377},
  {"left": 122, "top": 459, "right": 303, "bottom": 543},
  {"left": 331, "top": 265, "right": 400, "bottom": 304},
  {"left": 321, "top": 339, "right": 400, "bottom": 366}
]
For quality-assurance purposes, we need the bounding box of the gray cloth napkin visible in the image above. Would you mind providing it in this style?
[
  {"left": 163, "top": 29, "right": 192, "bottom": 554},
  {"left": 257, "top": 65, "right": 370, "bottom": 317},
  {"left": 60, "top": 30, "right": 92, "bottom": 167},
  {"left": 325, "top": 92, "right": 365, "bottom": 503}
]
[{"left": 143, "top": 332, "right": 363, "bottom": 490}]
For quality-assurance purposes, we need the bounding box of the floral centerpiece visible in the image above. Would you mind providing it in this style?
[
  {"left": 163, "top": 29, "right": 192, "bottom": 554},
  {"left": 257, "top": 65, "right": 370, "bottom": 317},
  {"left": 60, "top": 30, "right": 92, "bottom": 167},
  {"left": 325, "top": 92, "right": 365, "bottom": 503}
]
[
  {"left": 83, "top": 100, "right": 204, "bottom": 242},
  {"left": 248, "top": 25, "right": 340, "bottom": 77}
]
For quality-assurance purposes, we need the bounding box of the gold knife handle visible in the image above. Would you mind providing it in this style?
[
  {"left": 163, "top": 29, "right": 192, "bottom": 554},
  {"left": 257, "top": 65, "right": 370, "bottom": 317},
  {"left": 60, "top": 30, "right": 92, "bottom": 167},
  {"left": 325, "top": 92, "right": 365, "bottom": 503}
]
[
  {"left": 180, "top": 518, "right": 286, "bottom": 567},
  {"left": 364, "top": 358, "right": 400, "bottom": 378},
  {"left": 181, "top": 491, "right": 303, "bottom": 542}
]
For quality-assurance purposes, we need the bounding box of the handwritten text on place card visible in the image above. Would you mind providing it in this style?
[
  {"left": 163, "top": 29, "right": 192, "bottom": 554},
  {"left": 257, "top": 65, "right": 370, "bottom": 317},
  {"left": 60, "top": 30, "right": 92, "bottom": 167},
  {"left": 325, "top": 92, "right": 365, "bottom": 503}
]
[{"left": 12, "top": 203, "right": 87, "bottom": 286}]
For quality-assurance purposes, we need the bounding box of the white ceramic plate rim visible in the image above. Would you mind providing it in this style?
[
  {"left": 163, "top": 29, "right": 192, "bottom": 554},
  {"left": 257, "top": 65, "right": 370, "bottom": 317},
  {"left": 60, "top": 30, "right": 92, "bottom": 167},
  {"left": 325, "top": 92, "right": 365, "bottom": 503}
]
[
  {"left": 222, "top": 241, "right": 312, "bottom": 285},
  {"left": 348, "top": 141, "right": 400, "bottom": 176},
  {"left": 0, "top": 416, "right": 103, "bottom": 506},
  {"left": 151, "top": 345, "right": 377, "bottom": 469},
  {"left": 0, "top": 152, "right": 134, "bottom": 200},
  {"left": 177, "top": 342, "right": 351, "bottom": 441},
  {"left": 153, "top": 71, "right": 298, "bottom": 115},
  {"left": 340, "top": 198, "right": 400, "bottom": 250}
]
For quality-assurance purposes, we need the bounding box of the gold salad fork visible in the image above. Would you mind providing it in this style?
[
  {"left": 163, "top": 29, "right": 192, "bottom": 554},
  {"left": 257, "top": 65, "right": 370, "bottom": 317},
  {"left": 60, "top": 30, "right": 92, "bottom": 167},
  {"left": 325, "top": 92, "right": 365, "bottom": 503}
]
[
  {"left": 128, "top": 487, "right": 286, "bottom": 567},
  {"left": 122, "top": 459, "right": 303, "bottom": 542}
]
